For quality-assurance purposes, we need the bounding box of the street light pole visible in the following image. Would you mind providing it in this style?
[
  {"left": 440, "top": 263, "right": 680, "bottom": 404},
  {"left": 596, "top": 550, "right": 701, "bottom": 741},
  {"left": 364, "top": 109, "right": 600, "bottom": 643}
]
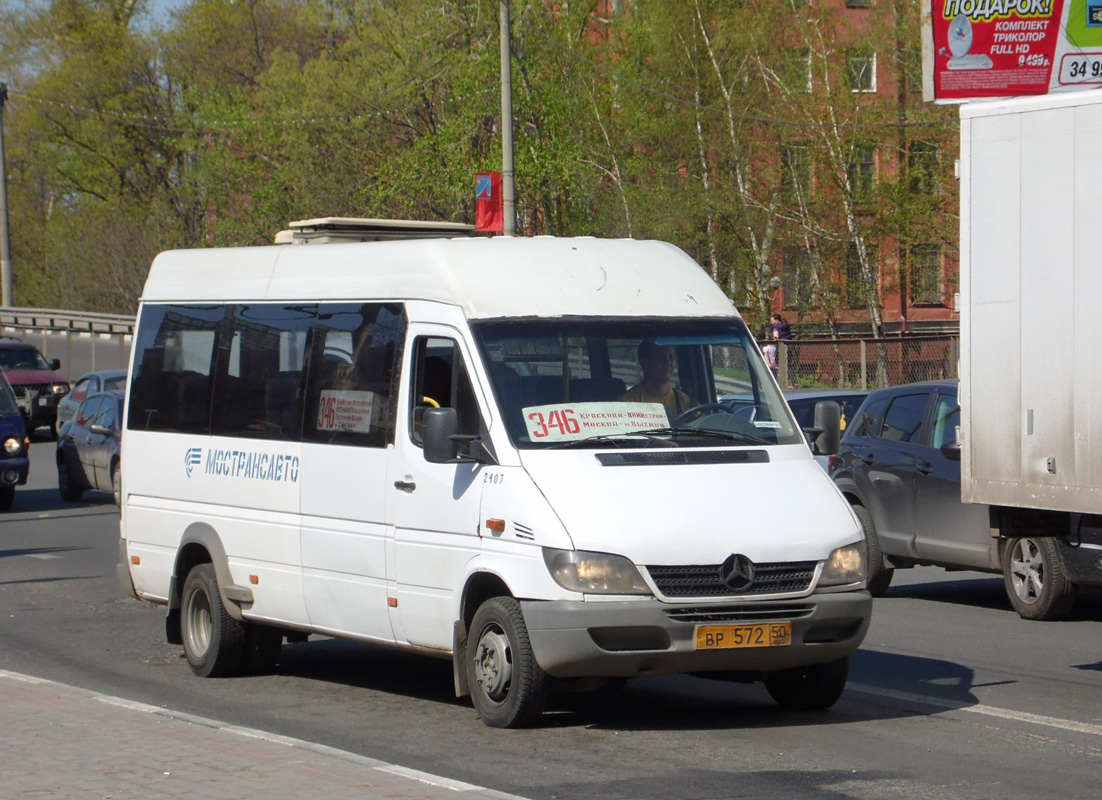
[
  {"left": 499, "top": 1, "right": 516, "bottom": 236},
  {"left": 0, "top": 82, "right": 13, "bottom": 307}
]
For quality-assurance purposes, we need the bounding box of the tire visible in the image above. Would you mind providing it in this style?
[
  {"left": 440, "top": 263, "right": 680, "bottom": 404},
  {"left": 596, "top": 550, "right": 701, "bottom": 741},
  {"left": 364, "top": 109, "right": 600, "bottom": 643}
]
[
  {"left": 111, "top": 461, "right": 122, "bottom": 506},
  {"left": 241, "top": 624, "right": 283, "bottom": 675},
  {"left": 180, "top": 563, "right": 246, "bottom": 677},
  {"left": 0, "top": 486, "right": 14, "bottom": 512},
  {"left": 58, "top": 459, "right": 83, "bottom": 502},
  {"left": 466, "top": 596, "right": 549, "bottom": 728},
  {"left": 852, "top": 503, "right": 893, "bottom": 596},
  {"left": 765, "top": 656, "right": 850, "bottom": 712},
  {"left": 1003, "top": 537, "right": 1077, "bottom": 621}
]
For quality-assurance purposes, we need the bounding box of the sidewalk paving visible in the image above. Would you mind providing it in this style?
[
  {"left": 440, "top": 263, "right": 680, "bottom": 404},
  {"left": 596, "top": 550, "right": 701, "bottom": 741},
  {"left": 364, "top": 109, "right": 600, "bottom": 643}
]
[{"left": 0, "top": 670, "right": 527, "bottom": 800}]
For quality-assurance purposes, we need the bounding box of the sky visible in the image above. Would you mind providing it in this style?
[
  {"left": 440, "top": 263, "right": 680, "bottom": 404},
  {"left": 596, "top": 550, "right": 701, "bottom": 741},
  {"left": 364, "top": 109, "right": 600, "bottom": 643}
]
[{"left": 146, "top": 0, "right": 186, "bottom": 24}]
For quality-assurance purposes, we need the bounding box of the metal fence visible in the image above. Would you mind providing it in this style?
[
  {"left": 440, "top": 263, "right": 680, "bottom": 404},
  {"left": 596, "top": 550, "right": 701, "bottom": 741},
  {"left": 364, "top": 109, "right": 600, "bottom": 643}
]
[
  {"left": 1, "top": 307, "right": 136, "bottom": 382},
  {"left": 767, "top": 335, "right": 959, "bottom": 391}
]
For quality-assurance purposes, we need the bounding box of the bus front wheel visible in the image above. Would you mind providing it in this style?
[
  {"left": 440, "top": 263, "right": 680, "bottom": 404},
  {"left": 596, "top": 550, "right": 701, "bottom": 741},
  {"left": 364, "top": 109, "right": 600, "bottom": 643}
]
[{"left": 467, "top": 596, "right": 549, "bottom": 728}]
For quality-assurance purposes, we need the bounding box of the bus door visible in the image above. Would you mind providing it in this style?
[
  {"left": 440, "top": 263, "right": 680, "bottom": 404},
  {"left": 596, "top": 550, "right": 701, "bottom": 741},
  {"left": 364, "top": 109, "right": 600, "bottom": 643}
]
[
  {"left": 387, "top": 329, "right": 486, "bottom": 650},
  {"left": 299, "top": 302, "right": 405, "bottom": 643}
]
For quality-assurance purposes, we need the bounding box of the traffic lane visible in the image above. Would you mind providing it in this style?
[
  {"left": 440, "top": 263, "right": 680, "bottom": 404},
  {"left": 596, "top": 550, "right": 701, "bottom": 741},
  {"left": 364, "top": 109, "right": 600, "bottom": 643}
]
[
  {"left": 3, "top": 533, "right": 1100, "bottom": 800},
  {"left": 3, "top": 442, "right": 1101, "bottom": 798},
  {"left": 854, "top": 566, "right": 1101, "bottom": 729}
]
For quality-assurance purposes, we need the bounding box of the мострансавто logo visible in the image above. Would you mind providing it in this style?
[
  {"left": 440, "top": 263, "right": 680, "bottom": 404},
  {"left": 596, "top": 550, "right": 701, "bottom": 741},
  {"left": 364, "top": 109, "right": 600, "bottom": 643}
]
[
  {"left": 184, "top": 447, "right": 202, "bottom": 478},
  {"left": 183, "top": 447, "right": 299, "bottom": 483}
]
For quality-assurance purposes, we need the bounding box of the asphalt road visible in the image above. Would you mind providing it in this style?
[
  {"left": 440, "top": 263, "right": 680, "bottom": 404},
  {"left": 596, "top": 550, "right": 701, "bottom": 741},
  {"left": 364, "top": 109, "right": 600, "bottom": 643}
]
[{"left": 2, "top": 437, "right": 1100, "bottom": 800}]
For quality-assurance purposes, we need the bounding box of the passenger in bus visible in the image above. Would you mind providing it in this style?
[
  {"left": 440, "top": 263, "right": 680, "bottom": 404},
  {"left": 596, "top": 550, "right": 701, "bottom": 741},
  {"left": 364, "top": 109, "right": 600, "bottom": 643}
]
[{"left": 618, "top": 340, "right": 690, "bottom": 419}]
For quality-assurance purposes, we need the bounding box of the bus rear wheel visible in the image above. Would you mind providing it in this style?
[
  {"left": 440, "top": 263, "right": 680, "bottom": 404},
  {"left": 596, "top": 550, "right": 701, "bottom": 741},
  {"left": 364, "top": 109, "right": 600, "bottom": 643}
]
[{"left": 181, "top": 563, "right": 245, "bottom": 677}]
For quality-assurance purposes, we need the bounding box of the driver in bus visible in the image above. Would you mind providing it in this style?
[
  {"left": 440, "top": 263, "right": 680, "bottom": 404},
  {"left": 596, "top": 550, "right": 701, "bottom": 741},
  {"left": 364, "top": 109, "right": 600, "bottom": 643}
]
[{"left": 618, "top": 339, "right": 690, "bottom": 420}]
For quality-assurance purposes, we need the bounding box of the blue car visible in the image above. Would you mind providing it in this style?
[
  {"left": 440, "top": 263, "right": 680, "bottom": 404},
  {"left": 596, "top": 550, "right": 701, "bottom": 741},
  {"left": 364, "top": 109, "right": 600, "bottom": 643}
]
[{"left": 0, "top": 372, "right": 31, "bottom": 512}]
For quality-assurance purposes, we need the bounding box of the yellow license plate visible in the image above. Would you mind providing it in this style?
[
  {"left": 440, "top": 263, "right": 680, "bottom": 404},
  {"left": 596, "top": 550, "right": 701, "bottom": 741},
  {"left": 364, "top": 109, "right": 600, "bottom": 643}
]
[{"left": 695, "top": 622, "right": 792, "bottom": 650}]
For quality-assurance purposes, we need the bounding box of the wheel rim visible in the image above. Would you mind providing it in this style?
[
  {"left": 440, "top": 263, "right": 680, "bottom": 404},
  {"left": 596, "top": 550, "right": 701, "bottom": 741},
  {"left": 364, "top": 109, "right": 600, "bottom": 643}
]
[
  {"left": 472, "top": 623, "right": 513, "bottom": 703},
  {"left": 1008, "top": 538, "right": 1044, "bottom": 606},
  {"left": 112, "top": 466, "right": 121, "bottom": 505},
  {"left": 185, "top": 586, "right": 213, "bottom": 658}
]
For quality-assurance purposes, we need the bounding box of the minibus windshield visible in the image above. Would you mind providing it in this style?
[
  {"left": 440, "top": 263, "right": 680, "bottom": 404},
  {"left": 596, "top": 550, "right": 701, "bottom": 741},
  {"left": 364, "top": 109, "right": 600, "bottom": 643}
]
[{"left": 473, "top": 318, "right": 803, "bottom": 450}]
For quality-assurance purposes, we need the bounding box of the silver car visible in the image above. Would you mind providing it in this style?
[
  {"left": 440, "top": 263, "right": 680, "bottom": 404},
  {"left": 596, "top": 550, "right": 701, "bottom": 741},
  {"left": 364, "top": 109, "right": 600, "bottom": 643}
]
[{"left": 56, "top": 370, "right": 127, "bottom": 436}]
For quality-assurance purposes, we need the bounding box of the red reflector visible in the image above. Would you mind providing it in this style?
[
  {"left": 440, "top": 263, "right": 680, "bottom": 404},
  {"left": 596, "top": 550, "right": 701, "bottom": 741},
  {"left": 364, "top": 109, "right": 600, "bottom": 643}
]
[
  {"left": 249, "top": 575, "right": 259, "bottom": 585},
  {"left": 388, "top": 597, "right": 398, "bottom": 608},
  {"left": 130, "top": 556, "right": 140, "bottom": 565}
]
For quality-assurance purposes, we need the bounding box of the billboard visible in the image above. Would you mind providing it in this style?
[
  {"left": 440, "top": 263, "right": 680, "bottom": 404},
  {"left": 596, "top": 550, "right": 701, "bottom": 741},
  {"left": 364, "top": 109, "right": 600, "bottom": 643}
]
[{"left": 925, "top": 0, "right": 1102, "bottom": 101}]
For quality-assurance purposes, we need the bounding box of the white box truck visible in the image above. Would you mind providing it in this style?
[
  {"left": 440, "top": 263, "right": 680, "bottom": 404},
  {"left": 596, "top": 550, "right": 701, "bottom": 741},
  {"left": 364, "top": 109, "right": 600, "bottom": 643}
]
[{"left": 959, "top": 91, "right": 1102, "bottom": 619}]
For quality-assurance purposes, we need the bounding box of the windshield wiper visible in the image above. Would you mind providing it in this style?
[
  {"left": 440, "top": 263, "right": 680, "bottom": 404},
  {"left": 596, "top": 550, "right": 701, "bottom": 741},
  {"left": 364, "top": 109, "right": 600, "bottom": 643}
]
[
  {"left": 549, "top": 433, "right": 664, "bottom": 450},
  {"left": 638, "top": 427, "right": 773, "bottom": 446}
]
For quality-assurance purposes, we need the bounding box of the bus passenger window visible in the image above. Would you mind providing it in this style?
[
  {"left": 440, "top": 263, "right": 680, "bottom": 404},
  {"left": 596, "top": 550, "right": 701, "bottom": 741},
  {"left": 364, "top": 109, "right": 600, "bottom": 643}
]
[{"left": 303, "top": 303, "right": 406, "bottom": 448}]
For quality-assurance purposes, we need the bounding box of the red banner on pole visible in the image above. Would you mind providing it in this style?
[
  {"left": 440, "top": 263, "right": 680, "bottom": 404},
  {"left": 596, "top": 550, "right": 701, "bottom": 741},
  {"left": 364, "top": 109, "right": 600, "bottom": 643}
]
[{"left": 475, "top": 172, "right": 503, "bottom": 233}]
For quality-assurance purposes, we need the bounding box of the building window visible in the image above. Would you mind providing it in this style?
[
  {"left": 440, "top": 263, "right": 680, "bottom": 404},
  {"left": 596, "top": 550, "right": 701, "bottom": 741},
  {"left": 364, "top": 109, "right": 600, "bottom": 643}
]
[
  {"left": 910, "top": 245, "right": 943, "bottom": 306},
  {"left": 783, "top": 247, "right": 812, "bottom": 309},
  {"left": 846, "top": 0, "right": 874, "bottom": 8},
  {"left": 780, "top": 145, "right": 812, "bottom": 203},
  {"left": 909, "top": 141, "right": 939, "bottom": 195},
  {"left": 845, "top": 244, "right": 877, "bottom": 309},
  {"left": 781, "top": 48, "right": 812, "bottom": 93},
  {"left": 846, "top": 146, "right": 876, "bottom": 201},
  {"left": 847, "top": 50, "right": 877, "bottom": 92}
]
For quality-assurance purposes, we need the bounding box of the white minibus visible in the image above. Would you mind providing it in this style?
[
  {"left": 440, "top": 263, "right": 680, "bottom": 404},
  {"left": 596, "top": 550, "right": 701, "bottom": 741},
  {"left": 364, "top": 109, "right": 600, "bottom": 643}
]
[{"left": 118, "top": 226, "right": 871, "bottom": 727}]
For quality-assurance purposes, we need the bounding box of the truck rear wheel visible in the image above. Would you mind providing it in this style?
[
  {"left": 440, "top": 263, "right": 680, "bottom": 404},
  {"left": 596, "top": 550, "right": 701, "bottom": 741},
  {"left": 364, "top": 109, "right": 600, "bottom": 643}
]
[
  {"left": 765, "top": 656, "right": 849, "bottom": 711},
  {"left": 467, "top": 596, "right": 548, "bottom": 728},
  {"left": 181, "top": 563, "right": 245, "bottom": 677},
  {"left": 1003, "top": 537, "right": 1076, "bottom": 621}
]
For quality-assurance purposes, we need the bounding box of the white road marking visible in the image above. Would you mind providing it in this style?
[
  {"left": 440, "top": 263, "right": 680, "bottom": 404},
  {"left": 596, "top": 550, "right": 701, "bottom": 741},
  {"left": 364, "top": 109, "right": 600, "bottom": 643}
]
[{"left": 848, "top": 682, "right": 1102, "bottom": 736}]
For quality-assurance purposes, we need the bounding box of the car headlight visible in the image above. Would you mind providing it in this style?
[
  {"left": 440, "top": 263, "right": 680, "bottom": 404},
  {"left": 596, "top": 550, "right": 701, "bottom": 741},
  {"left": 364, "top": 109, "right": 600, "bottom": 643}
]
[
  {"left": 51, "top": 383, "right": 70, "bottom": 395},
  {"left": 543, "top": 548, "right": 651, "bottom": 595},
  {"left": 3, "top": 436, "right": 21, "bottom": 455},
  {"left": 819, "top": 542, "right": 867, "bottom": 588}
]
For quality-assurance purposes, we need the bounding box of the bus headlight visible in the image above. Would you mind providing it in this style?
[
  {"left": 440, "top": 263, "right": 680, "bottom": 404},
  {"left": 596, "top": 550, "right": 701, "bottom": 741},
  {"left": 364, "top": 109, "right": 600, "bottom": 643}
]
[
  {"left": 543, "top": 548, "right": 651, "bottom": 595},
  {"left": 818, "top": 542, "right": 867, "bottom": 588}
]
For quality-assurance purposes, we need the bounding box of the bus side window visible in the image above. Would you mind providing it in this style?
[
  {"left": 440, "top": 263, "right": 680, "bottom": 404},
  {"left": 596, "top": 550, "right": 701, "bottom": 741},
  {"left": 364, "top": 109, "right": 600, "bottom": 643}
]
[{"left": 304, "top": 303, "right": 406, "bottom": 448}]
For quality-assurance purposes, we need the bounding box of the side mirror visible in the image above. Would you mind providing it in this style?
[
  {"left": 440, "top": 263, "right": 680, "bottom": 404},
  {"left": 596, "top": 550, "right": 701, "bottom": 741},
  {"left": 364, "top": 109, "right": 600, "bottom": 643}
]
[
  {"left": 90, "top": 423, "right": 111, "bottom": 436},
  {"left": 49, "top": 358, "right": 61, "bottom": 371},
  {"left": 813, "top": 401, "right": 842, "bottom": 457},
  {"left": 423, "top": 407, "right": 459, "bottom": 463},
  {"left": 940, "top": 440, "right": 961, "bottom": 461}
]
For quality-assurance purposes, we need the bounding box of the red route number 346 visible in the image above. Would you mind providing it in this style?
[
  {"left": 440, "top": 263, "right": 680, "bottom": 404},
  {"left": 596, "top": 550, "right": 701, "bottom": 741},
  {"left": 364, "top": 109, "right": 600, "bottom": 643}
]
[{"left": 527, "top": 408, "right": 581, "bottom": 439}]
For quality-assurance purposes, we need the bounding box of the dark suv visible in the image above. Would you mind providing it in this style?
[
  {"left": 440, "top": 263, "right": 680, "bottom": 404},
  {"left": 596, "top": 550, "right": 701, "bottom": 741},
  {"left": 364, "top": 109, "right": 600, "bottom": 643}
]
[
  {"left": 829, "top": 379, "right": 1100, "bottom": 620},
  {"left": 0, "top": 339, "right": 70, "bottom": 436}
]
